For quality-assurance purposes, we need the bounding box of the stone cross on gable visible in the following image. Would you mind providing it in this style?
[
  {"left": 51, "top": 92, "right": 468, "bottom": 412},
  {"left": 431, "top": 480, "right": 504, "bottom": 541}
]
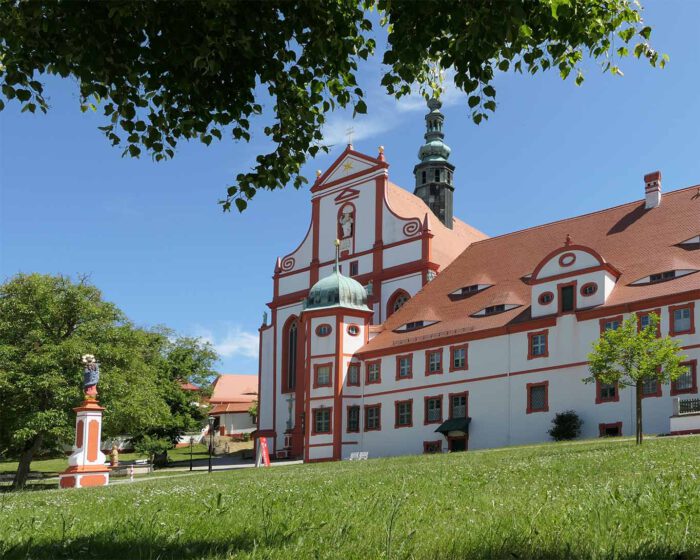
[{"left": 345, "top": 126, "right": 354, "bottom": 147}]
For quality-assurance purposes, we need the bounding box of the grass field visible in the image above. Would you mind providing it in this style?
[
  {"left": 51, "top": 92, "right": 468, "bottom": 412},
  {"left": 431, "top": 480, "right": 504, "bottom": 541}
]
[{"left": 1, "top": 436, "right": 699, "bottom": 559}]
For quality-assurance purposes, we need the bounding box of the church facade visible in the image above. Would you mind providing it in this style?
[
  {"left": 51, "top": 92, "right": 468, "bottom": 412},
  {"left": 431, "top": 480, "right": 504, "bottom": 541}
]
[{"left": 256, "top": 100, "right": 700, "bottom": 462}]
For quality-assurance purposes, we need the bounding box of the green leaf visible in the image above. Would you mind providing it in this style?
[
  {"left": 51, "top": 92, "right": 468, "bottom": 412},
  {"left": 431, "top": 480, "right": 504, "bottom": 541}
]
[
  {"left": 235, "top": 198, "right": 247, "bottom": 212},
  {"left": 468, "top": 95, "right": 480, "bottom": 108},
  {"left": 354, "top": 99, "right": 367, "bottom": 114},
  {"left": 128, "top": 144, "right": 141, "bottom": 157}
]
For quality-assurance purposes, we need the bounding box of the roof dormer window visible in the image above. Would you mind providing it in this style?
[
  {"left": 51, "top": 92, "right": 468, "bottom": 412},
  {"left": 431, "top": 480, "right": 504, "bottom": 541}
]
[
  {"left": 393, "top": 320, "right": 437, "bottom": 333},
  {"left": 630, "top": 269, "right": 698, "bottom": 286},
  {"left": 471, "top": 304, "right": 521, "bottom": 317},
  {"left": 449, "top": 284, "right": 491, "bottom": 300}
]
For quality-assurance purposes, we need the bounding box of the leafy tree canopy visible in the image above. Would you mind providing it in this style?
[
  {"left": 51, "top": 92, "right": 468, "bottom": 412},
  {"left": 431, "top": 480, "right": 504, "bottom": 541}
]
[
  {"left": 0, "top": 1, "right": 664, "bottom": 211},
  {"left": 0, "top": 273, "right": 218, "bottom": 487},
  {"left": 585, "top": 314, "right": 687, "bottom": 444}
]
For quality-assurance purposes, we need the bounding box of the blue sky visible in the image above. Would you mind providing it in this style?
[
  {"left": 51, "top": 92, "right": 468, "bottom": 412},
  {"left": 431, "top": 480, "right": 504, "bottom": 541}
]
[{"left": 1, "top": 2, "right": 699, "bottom": 376}]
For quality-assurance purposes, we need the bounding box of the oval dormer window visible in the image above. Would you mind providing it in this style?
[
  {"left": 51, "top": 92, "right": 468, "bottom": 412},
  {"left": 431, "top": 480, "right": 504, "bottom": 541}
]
[
  {"left": 630, "top": 269, "right": 698, "bottom": 286},
  {"left": 316, "top": 324, "right": 332, "bottom": 337},
  {"left": 471, "top": 303, "right": 521, "bottom": 317},
  {"left": 347, "top": 324, "right": 360, "bottom": 336},
  {"left": 580, "top": 283, "right": 598, "bottom": 297},
  {"left": 538, "top": 292, "right": 554, "bottom": 305}
]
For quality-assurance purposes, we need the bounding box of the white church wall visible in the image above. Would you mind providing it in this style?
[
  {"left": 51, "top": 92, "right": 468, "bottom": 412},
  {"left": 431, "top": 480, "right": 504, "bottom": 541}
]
[
  {"left": 310, "top": 315, "right": 337, "bottom": 357},
  {"left": 383, "top": 240, "right": 421, "bottom": 269},
  {"left": 258, "top": 326, "right": 274, "bottom": 434},
  {"left": 279, "top": 221, "right": 314, "bottom": 274},
  {"left": 278, "top": 270, "right": 310, "bottom": 296}
]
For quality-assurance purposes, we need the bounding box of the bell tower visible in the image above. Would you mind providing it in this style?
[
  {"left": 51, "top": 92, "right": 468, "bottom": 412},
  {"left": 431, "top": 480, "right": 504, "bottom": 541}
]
[{"left": 413, "top": 98, "right": 455, "bottom": 228}]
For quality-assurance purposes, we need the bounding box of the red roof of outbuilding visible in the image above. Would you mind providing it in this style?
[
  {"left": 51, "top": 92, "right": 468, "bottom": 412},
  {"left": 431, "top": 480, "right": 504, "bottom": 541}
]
[
  {"left": 209, "top": 374, "right": 258, "bottom": 404},
  {"left": 362, "top": 184, "right": 700, "bottom": 354}
]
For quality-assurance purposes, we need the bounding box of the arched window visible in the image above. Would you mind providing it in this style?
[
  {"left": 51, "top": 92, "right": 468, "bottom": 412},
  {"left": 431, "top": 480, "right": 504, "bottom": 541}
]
[
  {"left": 387, "top": 290, "right": 410, "bottom": 318},
  {"left": 282, "top": 317, "right": 298, "bottom": 392}
]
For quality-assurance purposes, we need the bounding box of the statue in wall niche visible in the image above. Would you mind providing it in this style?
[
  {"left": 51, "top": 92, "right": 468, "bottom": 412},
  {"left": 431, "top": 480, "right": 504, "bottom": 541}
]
[
  {"left": 81, "top": 354, "right": 100, "bottom": 398},
  {"left": 339, "top": 207, "right": 354, "bottom": 239}
]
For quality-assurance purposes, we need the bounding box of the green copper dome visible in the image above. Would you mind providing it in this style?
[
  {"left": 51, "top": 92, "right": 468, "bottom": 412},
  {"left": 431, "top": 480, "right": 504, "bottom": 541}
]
[{"left": 306, "top": 268, "right": 370, "bottom": 311}]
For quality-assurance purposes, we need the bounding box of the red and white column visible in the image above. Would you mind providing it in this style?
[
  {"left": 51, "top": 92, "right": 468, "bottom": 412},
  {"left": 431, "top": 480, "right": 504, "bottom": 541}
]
[{"left": 59, "top": 399, "right": 110, "bottom": 489}]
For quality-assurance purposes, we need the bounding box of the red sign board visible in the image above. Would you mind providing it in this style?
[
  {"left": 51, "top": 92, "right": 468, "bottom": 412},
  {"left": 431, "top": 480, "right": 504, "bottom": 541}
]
[{"left": 258, "top": 436, "right": 271, "bottom": 467}]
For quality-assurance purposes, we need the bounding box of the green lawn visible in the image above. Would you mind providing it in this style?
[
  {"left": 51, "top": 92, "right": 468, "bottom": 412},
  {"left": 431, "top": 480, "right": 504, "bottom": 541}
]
[{"left": 1, "top": 436, "right": 699, "bottom": 559}]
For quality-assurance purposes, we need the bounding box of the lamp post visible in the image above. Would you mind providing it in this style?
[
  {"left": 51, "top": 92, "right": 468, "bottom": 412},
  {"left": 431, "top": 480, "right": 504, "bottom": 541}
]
[
  {"left": 189, "top": 436, "right": 194, "bottom": 472},
  {"left": 207, "top": 415, "right": 215, "bottom": 473}
]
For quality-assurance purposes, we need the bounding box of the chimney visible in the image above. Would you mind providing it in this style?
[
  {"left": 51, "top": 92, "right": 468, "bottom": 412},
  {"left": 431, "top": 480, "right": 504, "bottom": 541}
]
[{"left": 644, "top": 171, "right": 661, "bottom": 209}]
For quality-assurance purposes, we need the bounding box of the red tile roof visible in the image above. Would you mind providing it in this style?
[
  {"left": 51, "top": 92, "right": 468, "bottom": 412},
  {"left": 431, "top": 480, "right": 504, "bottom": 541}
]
[
  {"left": 210, "top": 402, "right": 252, "bottom": 414},
  {"left": 209, "top": 374, "right": 258, "bottom": 404},
  {"left": 363, "top": 184, "right": 700, "bottom": 354},
  {"left": 179, "top": 382, "right": 200, "bottom": 392}
]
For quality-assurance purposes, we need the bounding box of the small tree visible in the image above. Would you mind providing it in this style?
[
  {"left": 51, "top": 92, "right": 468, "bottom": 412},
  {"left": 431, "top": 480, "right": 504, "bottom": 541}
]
[
  {"left": 248, "top": 400, "right": 258, "bottom": 423},
  {"left": 549, "top": 411, "right": 583, "bottom": 441},
  {"left": 586, "top": 314, "right": 687, "bottom": 445}
]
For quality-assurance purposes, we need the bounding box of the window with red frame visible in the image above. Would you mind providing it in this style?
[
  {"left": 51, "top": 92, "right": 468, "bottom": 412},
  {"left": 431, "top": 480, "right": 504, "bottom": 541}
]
[
  {"left": 366, "top": 360, "right": 381, "bottom": 384},
  {"left": 671, "top": 305, "right": 694, "bottom": 335},
  {"left": 426, "top": 350, "right": 443, "bottom": 375},
  {"left": 347, "top": 363, "right": 360, "bottom": 386},
  {"left": 395, "top": 400, "right": 413, "bottom": 427},
  {"left": 527, "top": 382, "right": 548, "bottom": 413},
  {"left": 349, "top": 261, "right": 359, "bottom": 276},
  {"left": 450, "top": 393, "right": 467, "bottom": 419},
  {"left": 528, "top": 331, "right": 548, "bottom": 359},
  {"left": 600, "top": 316, "right": 623, "bottom": 333},
  {"left": 423, "top": 440, "right": 442, "bottom": 454},
  {"left": 450, "top": 345, "right": 468, "bottom": 371},
  {"left": 599, "top": 422, "right": 622, "bottom": 437},
  {"left": 424, "top": 396, "right": 442, "bottom": 424},
  {"left": 396, "top": 355, "right": 412, "bottom": 379},
  {"left": 347, "top": 406, "right": 360, "bottom": 433},
  {"left": 364, "top": 405, "right": 381, "bottom": 431},
  {"left": 313, "top": 408, "right": 331, "bottom": 434},
  {"left": 597, "top": 380, "right": 618, "bottom": 403},
  {"left": 637, "top": 310, "right": 661, "bottom": 336},
  {"left": 671, "top": 360, "right": 697, "bottom": 395},
  {"left": 641, "top": 377, "right": 661, "bottom": 398},
  {"left": 315, "top": 364, "right": 332, "bottom": 387}
]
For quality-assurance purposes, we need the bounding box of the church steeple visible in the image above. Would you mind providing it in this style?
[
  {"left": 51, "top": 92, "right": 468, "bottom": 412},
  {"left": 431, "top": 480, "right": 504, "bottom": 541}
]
[{"left": 413, "top": 98, "right": 455, "bottom": 228}]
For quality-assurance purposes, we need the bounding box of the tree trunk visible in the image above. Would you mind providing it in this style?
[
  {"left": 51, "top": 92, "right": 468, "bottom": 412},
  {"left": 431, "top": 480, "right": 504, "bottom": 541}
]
[
  {"left": 12, "top": 433, "right": 44, "bottom": 490},
  {"left": 635, "top": 381, "right": 643, "bottom": 445}
]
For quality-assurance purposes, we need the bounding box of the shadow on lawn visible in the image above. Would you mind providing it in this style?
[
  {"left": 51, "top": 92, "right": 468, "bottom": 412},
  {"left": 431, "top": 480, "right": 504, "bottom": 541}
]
[{"left": 3, "top": 534, "right": 698, "bottom": 560}]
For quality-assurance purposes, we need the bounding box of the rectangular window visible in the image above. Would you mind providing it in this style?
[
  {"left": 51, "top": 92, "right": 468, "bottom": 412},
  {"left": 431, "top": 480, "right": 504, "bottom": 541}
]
[
  {"left": 347, "top": 363, "right": 360, "bottom": 386},
  {"left": 366, "top": 360, "right": 381, "bottom": 384},
  {"left": 599, "top": 422, "right": 622, "bottom": 437},
  {"left": 527, "top": 330, "right": 548, "bottom": 360},
  {"left": 313, "top": 408, "right": 331, "bottom": 434},
  {"left": 423, "top": 440, "right": 442, "bottom": 454},
  {"left": 637, "top": 309, "right": 661, "bottom": 336},
  {"left": 599, "top": 315, "right": 623, "bottom": 334},
  {"left": 347, "top": 406, "right": 360, "bottom": 433},
  {"left": 434, "top": 169, "right": 440, "bottom": 182},
  {"left": 596, "top": 379, "right": 619, "bottom": 403},
  {"left": 314, "top": 364, "right": 332, "bottom": 387},
  {"left": 450, "top": 393, "right": 467, "bottom": 419},
  {"left": 526, "top": 382, "right": 549, "bottom": 413},
  {"left": 671, "top": 360, "right": 697, "bottom": 395},
  {"left": 424, "top": 396, "right": 442, "bottom": 424},
  {"left": 426, "top": 350, "right": 443, "bottom": 375},
  {"left": 364, "top": 405, "right": 381, "bottom": 431},
  {"left": 642, "top": 378, "right": 661, "bottom": 398},
  {"left": 395, "top": 400, "right": 413, "bottom": 428},
  {"left": 560, "top": 285, "right": 575, "bottom": 313},
  {"left": 396, "top": 354, "right": 413, "bottom": 380},
  {"left": 349, "top": 261, "right": 359, "bottom": 277},
  {"left": 671, "top": 306, "right": 693, "bottom": 335},
  {"left": 450, "top": 344, "right": 468, "bottom": 371}
]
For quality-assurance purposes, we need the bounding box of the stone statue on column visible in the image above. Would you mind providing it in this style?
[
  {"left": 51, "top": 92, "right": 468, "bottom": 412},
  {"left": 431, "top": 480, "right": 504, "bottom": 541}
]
[{"left": 82, "top": 354, "right": 100, "bottom": 398}]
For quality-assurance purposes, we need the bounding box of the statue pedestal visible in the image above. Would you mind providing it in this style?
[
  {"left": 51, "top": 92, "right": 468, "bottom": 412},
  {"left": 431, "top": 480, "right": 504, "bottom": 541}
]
[{"left": 59, "top": 398, "right": 110, "bottom": 489}]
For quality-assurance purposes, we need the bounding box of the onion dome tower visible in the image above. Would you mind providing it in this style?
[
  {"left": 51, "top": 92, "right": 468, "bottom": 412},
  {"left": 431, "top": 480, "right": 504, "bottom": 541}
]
[{"left": 413, "top": 98, "right": 455, "bottom": 228}]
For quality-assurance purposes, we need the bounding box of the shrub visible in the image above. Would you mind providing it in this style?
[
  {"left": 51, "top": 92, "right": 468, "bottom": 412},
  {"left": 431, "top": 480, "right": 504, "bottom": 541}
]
[{"left": 548, "top": 411, "right": 583, "bottom": 441}]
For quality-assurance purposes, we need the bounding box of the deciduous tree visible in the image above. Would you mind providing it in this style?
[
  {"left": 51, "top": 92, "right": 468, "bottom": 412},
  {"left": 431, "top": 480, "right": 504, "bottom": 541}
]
[
  {"left": 0, "top": 1, "right": 664, "bottom": 210},
  {"left": 585, "top": 314, "right": 687, "bottom": 445}
]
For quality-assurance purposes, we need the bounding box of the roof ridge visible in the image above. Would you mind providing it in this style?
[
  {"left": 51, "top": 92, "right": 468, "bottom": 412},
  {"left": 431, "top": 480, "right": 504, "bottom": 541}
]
[{"left": 468, "top": 182, "right": 700, "bottom": 248}]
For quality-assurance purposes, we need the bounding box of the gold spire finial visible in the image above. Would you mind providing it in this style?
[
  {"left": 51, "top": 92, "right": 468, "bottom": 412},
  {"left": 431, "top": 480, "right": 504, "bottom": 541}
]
[{"left": 316, "top": 169, "right": 322, "bottom": 178}]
